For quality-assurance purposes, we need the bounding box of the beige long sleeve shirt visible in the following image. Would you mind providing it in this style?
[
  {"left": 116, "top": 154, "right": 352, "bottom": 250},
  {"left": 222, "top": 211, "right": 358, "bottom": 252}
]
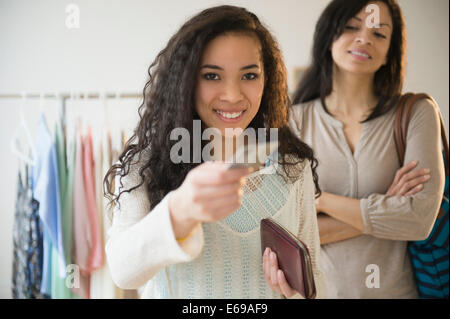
[{"left": 289, "top": 98, "right": 445, "bottom": 298}]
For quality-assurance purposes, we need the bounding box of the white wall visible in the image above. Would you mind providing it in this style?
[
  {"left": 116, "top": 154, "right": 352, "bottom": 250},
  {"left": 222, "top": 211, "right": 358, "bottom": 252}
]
[
  {"left": 0, "top": 0, "right": 448, "bottom": 298},
  {"left": 400, "top": 0, "right": 449, "bottom": 131}
]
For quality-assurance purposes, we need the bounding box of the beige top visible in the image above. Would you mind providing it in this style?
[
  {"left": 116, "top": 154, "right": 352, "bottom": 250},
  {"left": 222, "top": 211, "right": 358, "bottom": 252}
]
[{"left": 289, "top": 98, "right": 445, "bottom": 298}]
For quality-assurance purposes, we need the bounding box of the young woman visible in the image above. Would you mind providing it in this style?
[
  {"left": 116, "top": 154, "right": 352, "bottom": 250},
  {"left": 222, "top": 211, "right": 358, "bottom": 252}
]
[
  {"left": 104, "top": 5, "right": 325, "bottom": 299},
  {"left": 290, "top": 0, "right": 445, "bottom": 298}
]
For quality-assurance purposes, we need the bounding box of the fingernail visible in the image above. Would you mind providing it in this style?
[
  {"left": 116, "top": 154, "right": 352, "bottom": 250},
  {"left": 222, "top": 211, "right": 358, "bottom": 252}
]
[
  {"left": 425, "top": 174, "right": 431, "bottom": 179},
  {"left": 424, "top": 168, "right": 430, "bottom": 174},
  {"left": 413, "top": 160, "right": 419, "bottom": 165}
]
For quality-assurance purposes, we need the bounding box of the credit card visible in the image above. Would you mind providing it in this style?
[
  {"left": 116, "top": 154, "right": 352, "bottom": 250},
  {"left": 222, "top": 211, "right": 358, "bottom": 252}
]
[{"left": 226, "top": 140, "right": 278, "bottom": 170}]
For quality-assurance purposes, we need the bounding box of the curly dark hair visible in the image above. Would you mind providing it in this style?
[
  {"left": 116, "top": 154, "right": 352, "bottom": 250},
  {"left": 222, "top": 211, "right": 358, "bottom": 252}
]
[
  {"left": 292, "top": 0, "right": 406, "bottom": 121},
  {"left": 104, "top": 5, "right": 321, "bottom": 211}
]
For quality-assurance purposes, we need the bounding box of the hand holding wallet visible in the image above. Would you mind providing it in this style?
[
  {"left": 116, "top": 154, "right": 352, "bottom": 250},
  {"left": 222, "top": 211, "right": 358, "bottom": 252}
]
[{"left": 260, "top": 218, "right": 316, "bottom": 299}]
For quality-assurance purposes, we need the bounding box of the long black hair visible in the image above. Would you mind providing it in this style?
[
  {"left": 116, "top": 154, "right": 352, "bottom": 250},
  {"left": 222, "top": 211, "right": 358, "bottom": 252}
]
[
  {"left": 292, "top": 0, "right": 406, "bottom": 122},
  {"left": 104, "top": 5, "right": 321, "bottom": 211}
]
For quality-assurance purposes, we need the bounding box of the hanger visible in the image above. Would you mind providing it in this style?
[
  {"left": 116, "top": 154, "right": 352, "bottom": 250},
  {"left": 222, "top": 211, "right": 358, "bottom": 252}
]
[
  {"left": 39, "top": 92, "right": 45, "bottom": 115},
  {"left": 116, "top": 91, "right": 127, "bottom": 148},
  {"left": 10, "top": 92, "right": 37, "bottom": 166},
  {"left": 100, "top": 91, "right": 108, "bottom": 130},
  {"left": 64, "top": 91, "right": 76, "bottom": 151},
  {"left": 55, "top": 91, "right": 65, "bottom": 127},
  {"left": 71, "top": 90, "right": 81, "bottom": 139},
  {"left": 75, "top": 91, "right": 84, "bottom": 136},
  {"left": 55, "top": 91, "right": 66, "bottom": 141}
]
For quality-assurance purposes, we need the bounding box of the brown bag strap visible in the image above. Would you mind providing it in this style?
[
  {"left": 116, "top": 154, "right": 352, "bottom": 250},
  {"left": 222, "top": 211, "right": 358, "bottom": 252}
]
[{"left": 394, "top": 93, "right": 449, "bottom": 176}]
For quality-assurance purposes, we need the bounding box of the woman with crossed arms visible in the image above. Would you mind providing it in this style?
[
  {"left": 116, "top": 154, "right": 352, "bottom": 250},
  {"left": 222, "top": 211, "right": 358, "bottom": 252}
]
[{"left": 290, "top": 0, "right": 445, "bottom": 298}]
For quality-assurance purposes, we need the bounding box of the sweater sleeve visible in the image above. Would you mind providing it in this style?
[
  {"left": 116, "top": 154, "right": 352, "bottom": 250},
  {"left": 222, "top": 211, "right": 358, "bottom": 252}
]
[
  {"left": 105, "top": 159, "right": 204, "bottom": 289},
  {"left": 360, "top": 98, "right": 446, "bottom": 241}
]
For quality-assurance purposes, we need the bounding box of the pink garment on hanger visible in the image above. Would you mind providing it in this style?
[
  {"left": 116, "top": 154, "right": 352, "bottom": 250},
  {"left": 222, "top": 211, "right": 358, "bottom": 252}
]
[
  {"left": 83, "top": 127, "right": 104, "bottom": 271},
  {"left": 83, "top": 127, "right": 103, "bottom": 272},
  {"left": 72, "top": 127, "right": 91, "bottom": 298}
]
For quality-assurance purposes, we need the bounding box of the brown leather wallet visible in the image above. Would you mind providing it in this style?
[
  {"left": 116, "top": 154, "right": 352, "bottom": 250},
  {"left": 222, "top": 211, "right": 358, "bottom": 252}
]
[{"left": 260, "top": 218, "right": 316, "bottom": 299}]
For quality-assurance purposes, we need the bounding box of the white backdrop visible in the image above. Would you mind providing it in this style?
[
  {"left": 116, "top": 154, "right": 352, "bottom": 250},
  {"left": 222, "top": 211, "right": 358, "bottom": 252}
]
[{"left": 0, "top": 0, "right": 448, "bottom": 298}]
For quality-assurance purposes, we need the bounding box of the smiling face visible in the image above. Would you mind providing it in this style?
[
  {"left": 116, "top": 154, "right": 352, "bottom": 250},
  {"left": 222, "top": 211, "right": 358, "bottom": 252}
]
[
  {"left": 331, "top": 1, "right": 393, "bottom": 75},
  {"left": 195, "top": 33, "right": 265, "bottom": 136}
]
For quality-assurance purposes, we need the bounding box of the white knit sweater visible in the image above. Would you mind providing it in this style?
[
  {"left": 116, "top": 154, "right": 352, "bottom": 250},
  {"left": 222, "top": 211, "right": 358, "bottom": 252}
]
[{"left": 105, "top": 154, "right": 326, "bottom": 299}]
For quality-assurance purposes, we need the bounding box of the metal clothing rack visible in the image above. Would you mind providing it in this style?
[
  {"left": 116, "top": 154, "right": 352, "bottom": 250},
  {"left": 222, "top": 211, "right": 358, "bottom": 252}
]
[{"left": 0, "top": 92, "right": 142, "bottom": 100}]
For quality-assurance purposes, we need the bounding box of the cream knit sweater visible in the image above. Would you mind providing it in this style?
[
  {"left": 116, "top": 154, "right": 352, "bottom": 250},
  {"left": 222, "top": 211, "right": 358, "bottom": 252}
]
[{"left": 105, "top": 153, "right": 326, "bottom": 299}]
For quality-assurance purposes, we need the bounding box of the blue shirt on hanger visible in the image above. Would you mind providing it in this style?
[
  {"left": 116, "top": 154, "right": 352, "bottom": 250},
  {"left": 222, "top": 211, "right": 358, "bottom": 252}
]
[{"left": 32, "top": 113, "right": 66, "bottom": 295}]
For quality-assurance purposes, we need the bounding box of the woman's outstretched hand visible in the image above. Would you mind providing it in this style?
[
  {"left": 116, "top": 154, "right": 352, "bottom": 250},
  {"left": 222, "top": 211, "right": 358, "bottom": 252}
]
[
  {"left": 262, "top": 247, "right": 298, "bottom": 298},
  {"left": 386, "top": 160, "right": 430, "bottom": 197},
  {"left": 169, "top": 161, "right": 252, "bottom": 240}
]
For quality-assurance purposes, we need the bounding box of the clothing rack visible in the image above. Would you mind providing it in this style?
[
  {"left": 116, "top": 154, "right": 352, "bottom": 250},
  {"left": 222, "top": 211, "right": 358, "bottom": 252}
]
[{"left": 0, "top": 92, "right": 142, "bottom": 100}]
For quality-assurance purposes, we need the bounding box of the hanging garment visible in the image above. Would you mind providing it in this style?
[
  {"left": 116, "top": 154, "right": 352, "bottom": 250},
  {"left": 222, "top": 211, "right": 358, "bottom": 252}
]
[
  {"left": 72, "top": 125, "right": 91, "bottom": 298},
  {"left": 65, "top": 130, "right": 82, "bottom": 298},
  {"left": 51, "top": 121, "right": 77, "bottom": 298},
  {"left": 83, "top": 126, "right": 103, "bottom": 272},
  {"left": 90, "top": 127, "right": 116, "bottom": 298},
  {"left": 12, "top": 165, "right": 46, "bottom": 298},
  {"left": 32, "top": 113, "right": 66, "bottom": 297}
]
